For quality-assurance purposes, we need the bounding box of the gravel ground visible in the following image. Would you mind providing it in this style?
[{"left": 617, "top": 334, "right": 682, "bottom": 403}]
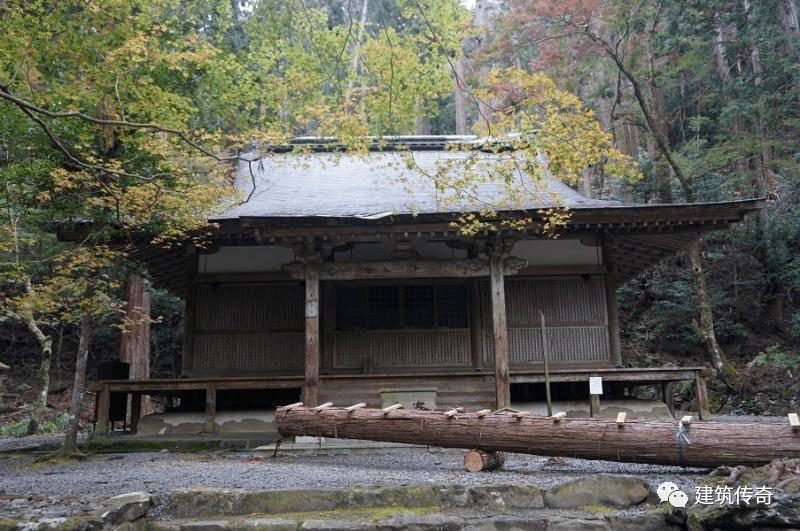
[
  {"left": 0, "top": 414, "right": 786, "bottom": 523},
  {"left": 0, "top": 442, "right": 707, "bottom": 522}
]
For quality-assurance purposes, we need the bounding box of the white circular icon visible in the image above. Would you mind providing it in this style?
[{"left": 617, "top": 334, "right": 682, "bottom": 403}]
[
  {"left": 657, "top": 481, "right": 680, "bottom": 503},
  {"left": 668, "top": 490, "right": 689, "bottom": 508}
]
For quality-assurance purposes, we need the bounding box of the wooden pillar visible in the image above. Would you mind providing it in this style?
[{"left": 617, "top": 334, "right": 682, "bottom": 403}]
[
  {"left": 490, "top": 250, "right": 510, "bottom": 410},
  {"left": 130, "top": 392, "right": 142, "bottom": 434},
  {"left": 695, "top": 372, "right": 711, "bottom": 421},
  {"left": 204, "top": 384, "right": 217, "bottom": 433},
  {"left": 469, "top": 279, "right": 484, "bottom": 369},
  {"left": 604, "top": 273, "right": 622, "bottom": 367},
  {"left": 662, "top": 381, "right": 676, "bottom": 418},
  {"left": 590, "top": 394, "right": 601, "bottom": 417},
  {"left": 96, "top": 382, "right": 110, "bottom": 433},
  {"left": 304, "top": 259, "right": 321, "bottom": 407}
]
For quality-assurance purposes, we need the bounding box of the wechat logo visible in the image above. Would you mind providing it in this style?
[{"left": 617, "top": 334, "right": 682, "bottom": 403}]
[{"left": 657, "top": 482, "right": 688, "bottom": 508}]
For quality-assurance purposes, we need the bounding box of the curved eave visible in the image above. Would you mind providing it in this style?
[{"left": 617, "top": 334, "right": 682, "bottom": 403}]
[{"left": 126, "top": 197, "right": 765, "bottom": 296}]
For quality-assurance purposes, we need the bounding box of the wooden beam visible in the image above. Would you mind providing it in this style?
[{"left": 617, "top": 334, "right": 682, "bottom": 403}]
[
  {"left": 282, "top": 257, "right": 527, "bottom": 280},
  {"left": 490, "top": 250, "right": 510, "bottom": 410},
  {"left": 304, "top": 259, "right": 320, "bottom": 407}
]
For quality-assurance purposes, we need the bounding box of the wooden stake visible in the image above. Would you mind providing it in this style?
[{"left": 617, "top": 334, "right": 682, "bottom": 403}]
[
  {"left": 382, "top": 403, "right": 403, "bottom": 415},
  {"left": 475, "top": 409, "right": 491, "bottom": 417},
  {"left": 282, "top": 402, "right": 304, "bottom": 410},
  {"left": 788, "top": 412, "right": 799, "bottom": 428},
  {"left": 444, "top": 409, "right": 459, "bottom": 418},
  {"left": 512, "top": 411, "right": 529, "bottom": 420},
  {"left": 314, "top": 402, "right": 333, "bottom": 411},
  {"left": 616, "top": 412, "right": 627, "bottom": 428},
  {"left": 345, "top": 403, "right": 366, "bottom": 412},
  {"left": 464, "top": 449, "right": 506, "bottom": 472},
  {"left": 540, "top": 311, "right": 553, "bottom": 417},
  {"left": 552, "top": 412, "right": 566, "bottom": 422}
]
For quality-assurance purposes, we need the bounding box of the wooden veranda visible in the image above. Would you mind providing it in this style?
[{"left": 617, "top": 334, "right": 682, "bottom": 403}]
[{"left": 90, "top": 366, "right": 713, "bottom": 434}]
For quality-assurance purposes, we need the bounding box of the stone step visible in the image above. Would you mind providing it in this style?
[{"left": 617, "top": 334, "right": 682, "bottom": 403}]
[
  {"left": 161, "top": 475, "right": 651, "bottom": 519},
  {"left": 147, "top": 511, "right": 675, "bottom": 531},
  {"left": 2, "top": 476, "right": 682, "bottom": 531}
]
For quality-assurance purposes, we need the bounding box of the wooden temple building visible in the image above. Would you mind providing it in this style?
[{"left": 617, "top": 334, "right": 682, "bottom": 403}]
[{"left": 91, "top": 136, "right": 762, "bottom": 433}]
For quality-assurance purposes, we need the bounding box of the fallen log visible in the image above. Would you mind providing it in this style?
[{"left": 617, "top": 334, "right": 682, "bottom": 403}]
[
  {"left": 464, "top": 449, "right": 505, "bottom": 472},
  {"left": 276, "top": 406, "right": 800, "bottom": 468}
]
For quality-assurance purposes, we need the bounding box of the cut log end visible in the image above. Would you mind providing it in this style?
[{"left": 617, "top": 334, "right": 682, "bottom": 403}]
[{"left": 464, "top": 449, "right": 506, "bottom": 472}]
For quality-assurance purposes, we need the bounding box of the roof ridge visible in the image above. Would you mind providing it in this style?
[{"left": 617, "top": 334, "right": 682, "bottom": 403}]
[{"left": 267, "top": 135, "right": 521, "bottom": 153}]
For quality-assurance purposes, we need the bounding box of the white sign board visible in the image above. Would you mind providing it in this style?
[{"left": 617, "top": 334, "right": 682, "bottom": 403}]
[{"left": 589, "top": 377, "right": 603, "bottom": 395}]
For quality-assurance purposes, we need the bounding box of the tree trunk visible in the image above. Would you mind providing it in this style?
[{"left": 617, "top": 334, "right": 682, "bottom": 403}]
[
  {"left": 454, "top": 59, "right": 467, "bottom": 135},
  {"left": 347, "top": 0, "right": 369, "bottom": 91},
  {"left": 464, "top": 449, "right": 506, "bottom": 472},
  {"left": 277, "top": 406, "right": 799, "bottom": 468},
  {"left": 61, "top": 308, "right": 92, "bottom": 456},
  {"left": 646, "top": 83, "right": 672, "bottom": 203},
  {"left": 120, "top": 274, "right": 152, "bottom": 416},
  {"left": 690, "top": 245, "right": 737, "bottom": 386},
  {"left": 23, "top": 315, "right": 52, "bottom": 435}
]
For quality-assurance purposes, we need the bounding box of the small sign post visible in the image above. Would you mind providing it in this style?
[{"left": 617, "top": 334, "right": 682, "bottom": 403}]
[{"left": 589, "top": 377, "right": 603, "bottom": 417}]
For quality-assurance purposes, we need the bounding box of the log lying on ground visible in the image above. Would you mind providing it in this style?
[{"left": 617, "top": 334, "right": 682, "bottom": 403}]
[
  {"left": 464, "top": 449, "right": 505, "bottom": 472},
  {"left": 276, "top": 406, "right": 800, "bottom": 468}
]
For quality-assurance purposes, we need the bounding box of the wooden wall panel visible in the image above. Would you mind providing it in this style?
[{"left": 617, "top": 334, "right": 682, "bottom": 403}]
[
  {"left": 506, "top": 277, "right": 607, "bottom": 326},
  {"left": 191, "top": 282, "right": 305, "bottom": 375},
  {"left": 333, "top": 330, "right": 470, "bottom": 370},
  {"left": 193, "top": 333, "right": 304, "bottom": 374},
  {"left": 509, "top": 326, "right": 610, "bottom": 363},
  {"left": 195, "top": 283, "right": 304, "bottom": 331},
  {"left": 482, "top": 276, "right": 611, "bottom": 366}
]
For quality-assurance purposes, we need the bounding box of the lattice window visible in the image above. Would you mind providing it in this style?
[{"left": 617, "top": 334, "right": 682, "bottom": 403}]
[
  {"left": 335, "top": 286, "right": 368, "bottom": 330},
  {"left": 367, "top": 286, "right": 401, "bottom": 329},
  {"left": 436, "top": 285, "right": 468, "bottom": 328},
  {"left": 405, "top": 285, "right": 435, "bottom": 328},
  {"left": 335, "top": 284, "right": 467, "bottom": 330}
]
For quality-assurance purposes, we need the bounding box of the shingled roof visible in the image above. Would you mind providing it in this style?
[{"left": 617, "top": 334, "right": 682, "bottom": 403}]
[
  {"left": 130, "top": 136, "right": 763, "bottom": 294},
  {"left": 216, "top": 142, "right": 620, "bottom": 221}
]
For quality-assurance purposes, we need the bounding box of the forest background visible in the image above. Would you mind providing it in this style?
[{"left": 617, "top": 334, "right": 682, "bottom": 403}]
[{"left": 1, "top": 0, "right": 799, "bottom": 441}]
